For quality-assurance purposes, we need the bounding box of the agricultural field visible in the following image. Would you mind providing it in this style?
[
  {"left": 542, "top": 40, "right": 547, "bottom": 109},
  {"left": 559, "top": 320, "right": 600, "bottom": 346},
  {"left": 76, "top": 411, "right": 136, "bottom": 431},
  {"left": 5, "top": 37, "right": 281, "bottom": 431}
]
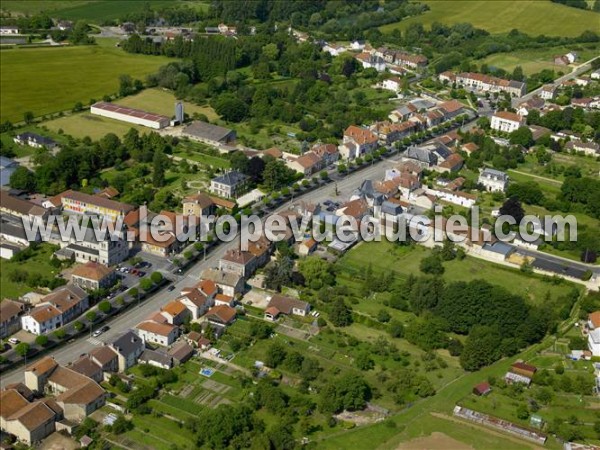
[
  {"left": 0, "top": 39, "right": 170, "bottom": 123},
  {"left": 380, "top": 0, "right": 600, "bottom": 37},
  {"left": 43, "top": 112, "right": 147, "bottom": 140},
  {"left": 0, "top": 1, "right": 208, "bottom": 21},
  {"left": 478, "top": 44, "right": 600, "bottom": 75}
]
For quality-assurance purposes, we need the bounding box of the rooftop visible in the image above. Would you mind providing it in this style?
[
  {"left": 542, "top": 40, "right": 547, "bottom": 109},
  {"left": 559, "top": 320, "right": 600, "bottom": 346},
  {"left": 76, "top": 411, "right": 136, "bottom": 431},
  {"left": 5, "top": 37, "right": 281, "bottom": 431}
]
[
  {"left": 71, "top": 262, "right": 114, "bottom": 281},
  {"left": 183, "top": 121, "right": 235, "bottom": 142},
  {"left": 92, "top": 101, "right": 169, "bottom": 123}
]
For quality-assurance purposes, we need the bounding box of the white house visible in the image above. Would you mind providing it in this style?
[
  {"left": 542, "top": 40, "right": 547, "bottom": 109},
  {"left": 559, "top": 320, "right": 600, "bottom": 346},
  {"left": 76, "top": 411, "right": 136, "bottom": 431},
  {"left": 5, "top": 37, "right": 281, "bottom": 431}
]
[
  {"left": 136, "top": 321, "right": 178, "bottom": 346},
  {"left": 478, "top": 168, "right": 509, "bottom": 192},
  {"left": 0, "top": 26, "right": 19, "bottom": 35},
  {"left": 322, "top": 43, "right": 346, "bottom": 57},
  {"left": 591, "top": 69, "right": 600, "bottom": 80},
  {"left": 428, "top": 188, "right": 477, "bottom": 208},
  {"left": 21, "top": 305, "right": 63, "bottom": 335},
  {"left": 382, "top": 77, "right": 402, "bottom": 92},
  {"left": 589, "top": 329, "right": 600, "bottom": 357},
  {"left": 491, "top": 111, "right": 524, "bottom": 133},
  {"left": 539, "top": 85, "right": 556, "bottom": 100}
]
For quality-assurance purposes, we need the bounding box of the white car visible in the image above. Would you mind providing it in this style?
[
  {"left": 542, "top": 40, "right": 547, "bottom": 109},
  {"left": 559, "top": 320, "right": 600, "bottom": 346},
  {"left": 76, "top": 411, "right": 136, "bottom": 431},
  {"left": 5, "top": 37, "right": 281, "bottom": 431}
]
[{"left": 8, "top": 338, "right": 20, "bottom": 345}]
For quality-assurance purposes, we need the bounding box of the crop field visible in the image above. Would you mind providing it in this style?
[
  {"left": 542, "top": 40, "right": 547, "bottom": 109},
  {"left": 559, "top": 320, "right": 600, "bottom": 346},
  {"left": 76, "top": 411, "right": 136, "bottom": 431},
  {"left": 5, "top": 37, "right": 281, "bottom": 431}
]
[
  {"left": 0, "top": 40, "right": 170, "bottom": 123},
  {"left": 0, "top": 1, "right": 208, "bottom": 21},
  {"left": 380, "top": 0, "right": 600, "bottom": 37}
]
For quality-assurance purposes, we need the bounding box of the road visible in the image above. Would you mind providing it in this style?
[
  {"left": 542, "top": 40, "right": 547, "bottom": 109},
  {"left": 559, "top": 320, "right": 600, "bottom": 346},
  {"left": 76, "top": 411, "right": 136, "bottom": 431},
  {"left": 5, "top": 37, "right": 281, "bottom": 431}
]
[
  {"left": 0, "top": 157, "right": 398, "bottom": 387},
  {"left": 513, "top": 56, "right": 599, "bottom": 107}
]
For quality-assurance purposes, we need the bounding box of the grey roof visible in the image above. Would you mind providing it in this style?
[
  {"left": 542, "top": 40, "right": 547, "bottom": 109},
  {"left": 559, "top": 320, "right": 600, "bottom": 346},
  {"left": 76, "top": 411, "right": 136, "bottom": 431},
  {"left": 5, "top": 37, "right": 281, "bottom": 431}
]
[
  {"left": 0, "top": 166, "right": 17, "bottom": 186},
  {"left": 482, "top": 241, "right": 514, "bottom": 256},
  {"left": 409, "top": 98, "right": 436, "bottom": 110},
  {"left": 405, "top": 146, "right": 438, "bottom": 165},
  {"left": 140, "top": 349, "right": 172, "bottom": 367},
  {"left": 509, "top": 80, "right": 526, "bottom": 90},
  {"left": 480, "top": 168, "right": 508, "bottom": 181},
  {"left": 212, "top": 170, "right": 248, "bottom": 187},
  {"left": 0, "top": 221, "right": 28, "bottom": 240},
  {"left": 0, "top": 156, "right": 17, "bottom": 168},
  {"left": 111, "top": 331, "right": 144, "bottom": 356},
  {"left": 15, "top": 132, "right": 56, "bottom": 147},
  {"left": 183, "top": 121, "right": 235, "bottom": 142},
  {"left": 65, "top": 243, "right": 99, "bottom": 256},
  {"left": 201, "top": 268, "right": 243, "bottom": 287},
  {"left": 381, "top": 201, "right": 403, "bottom": 215}
]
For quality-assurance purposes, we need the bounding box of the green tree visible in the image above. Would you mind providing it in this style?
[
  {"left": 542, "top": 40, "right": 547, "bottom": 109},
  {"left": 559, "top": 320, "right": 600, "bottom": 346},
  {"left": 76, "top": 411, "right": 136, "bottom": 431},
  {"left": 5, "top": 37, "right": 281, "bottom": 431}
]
[
  {"left": 9, "top": 166, "right": 36, "bottom": 191},
  {"left": 152, "top": 148, "right": 167, "bottom": 187},
  {"left": 140, "top": 278, "right": 153, "bottom": 291},
  {"left": 329, "top": 298, "right": 352, "bottom": 327},
  {"left": 86, "top": 311, "right": 97, "bottom": 322},
  {"left": 377, "top": 309, "right": 391, "bottom": 323},
  {"left": 265, "top": 342, "right": 287, "bottom": 368},
  {"left": 15, "top": 342, "right": 30, "bottom": 357},
  {"left": 509, "top": 127, "right": 534, "bottom": 148},
  {"left": 23, "top": 111, "right": 34, "bottom": 124},
  {"left": 420, "top": 253, "right": 444, "bottom": 275},
  {"left": 499, "top": 196, "right": 525, "bottom": 224},
  {"left": 98, "top": 300, "right": 112, "bottom": 314},
  {"left": 35, "top": 335, "right": 49, "bottom": 347},
  {"left": 150, "top": 272, "right": 163, "bottom": 284}
]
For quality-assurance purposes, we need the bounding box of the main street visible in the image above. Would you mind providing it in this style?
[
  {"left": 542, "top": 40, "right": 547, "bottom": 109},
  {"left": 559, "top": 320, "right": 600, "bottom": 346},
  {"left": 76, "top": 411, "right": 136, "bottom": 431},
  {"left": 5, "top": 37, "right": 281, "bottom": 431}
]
[{"left": 0, "top": 155, "right": 399, "bottom": 387}]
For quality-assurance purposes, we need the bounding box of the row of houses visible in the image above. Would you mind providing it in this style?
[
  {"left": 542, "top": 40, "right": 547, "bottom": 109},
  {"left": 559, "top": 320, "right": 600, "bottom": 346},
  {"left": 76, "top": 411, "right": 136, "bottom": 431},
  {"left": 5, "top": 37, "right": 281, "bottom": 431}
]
[{"left": 439, "top": 72, "right": 527, "bottom": 97}]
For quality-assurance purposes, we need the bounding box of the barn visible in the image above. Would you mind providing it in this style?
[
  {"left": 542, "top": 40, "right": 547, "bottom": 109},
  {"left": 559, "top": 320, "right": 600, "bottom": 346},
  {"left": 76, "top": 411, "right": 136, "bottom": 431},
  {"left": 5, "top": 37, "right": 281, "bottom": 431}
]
[{"left": 90, "top": 102, "right": 170, "bottom": 129}]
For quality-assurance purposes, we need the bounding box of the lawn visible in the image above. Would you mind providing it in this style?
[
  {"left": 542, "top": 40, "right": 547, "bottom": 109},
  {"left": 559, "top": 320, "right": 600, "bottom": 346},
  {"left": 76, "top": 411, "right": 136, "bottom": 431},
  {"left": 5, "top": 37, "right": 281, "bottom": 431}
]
[
  {"left": 0, "top": 40, "right": 170, "bottom": 123},
  {"left": 0, "top": 243, "right": 63, "bottom": 299},
  {"left": 114, "top": 88, "right": 217, "bottom": 120},
  {"left": 44, "top": 112, "right": 147, "bottom": 140},
  {"left": 337, "top": 241, "right": 577, "bottom": 305},
  {"left": 380, "top": 0, "right": 600, "bottom": 37},
  {"left": 479, "top": 44, "right": 600, "bottom": 75}
]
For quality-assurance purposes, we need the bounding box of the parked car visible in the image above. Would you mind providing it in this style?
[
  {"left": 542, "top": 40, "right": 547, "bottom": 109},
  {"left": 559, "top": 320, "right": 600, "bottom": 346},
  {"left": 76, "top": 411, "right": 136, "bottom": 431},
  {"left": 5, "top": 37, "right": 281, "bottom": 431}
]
[
  {"left": 8, "top": 338, "right": 19, "bottom": 345},
  {"left": 137, "top": 271, "right": 145, "bottom": 277},
  {"left": 167, "top": 285, "right": 176, "bottom": 292},
  {"left": 92, "top": 325, "right": 109, "bottom": 338}
]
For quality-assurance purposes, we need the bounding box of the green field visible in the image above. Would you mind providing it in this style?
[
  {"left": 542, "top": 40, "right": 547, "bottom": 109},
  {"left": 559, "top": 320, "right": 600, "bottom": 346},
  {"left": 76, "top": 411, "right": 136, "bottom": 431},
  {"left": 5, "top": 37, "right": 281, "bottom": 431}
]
[
  {"left": 0, "top": 1, "right": 208, "bottom": 21},
  {"left": 479, "top": 44, "right": 600, "bottom": 74},
  {"left": 380, "top": 0, "right": 600, "bottom": 37},
  {"left": 0, "top": 39, "right": 170, "bottom": 123},
  {"left": 114, "top": 88, "right": 217, "bottom": 120}
]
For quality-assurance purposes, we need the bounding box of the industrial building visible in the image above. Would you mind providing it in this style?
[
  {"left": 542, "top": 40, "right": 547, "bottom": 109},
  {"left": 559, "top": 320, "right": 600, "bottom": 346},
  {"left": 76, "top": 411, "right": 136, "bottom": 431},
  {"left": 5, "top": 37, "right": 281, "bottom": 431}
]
[{"left": 90, "top": 102, "right": 170, "bottom": 129}]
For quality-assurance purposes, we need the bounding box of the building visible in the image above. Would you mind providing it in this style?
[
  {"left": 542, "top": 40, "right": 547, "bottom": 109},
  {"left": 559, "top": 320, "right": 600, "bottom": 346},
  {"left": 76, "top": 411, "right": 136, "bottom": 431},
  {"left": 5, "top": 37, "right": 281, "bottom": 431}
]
[
  {"left": 0, "top": 26, "right": 19, "bottom": 35},
  {"left": 539, "top": 85, "right": 556, "bottom": 100},
  {"left": 452, "top": 72, "right": 526, "bottom": 97},
  {"left": 70, "top": 356, "right": 103, "bottom": 383},
  {"left": 89, "top": 346, "right": 118, "bottom": 373},
  {"left": 168, "top": 341, "right": 194, "bottom": 365},
  {"left": 554, "top": 52, "right": 577, "bottom": 65},
  {"left": 71, "top": 262, "right": 116, "bottom": 290},
  {"left": 478, "top": 168, "right": 509, "bottom": 192},
  {"left": 473, "top": 382, "right": 491, "bottom": 396},
  {"left": 200, "top": 268, "right": 245, "bottom": 297},
  {"left": 0, "top": 156, "right": 19, "bottom": 187},
  {"left": 565, "top": 140, "right": 600, "bottom": 156},
  {"left": 205, "top": 305, "right": 236, "bottom": 327},
  {"left": 90, "top": 102, "right": 170, "bottom": 129},
  {"left": 382, "top": 77, "right": 402, "bottom": 92},
  {"left": 491, "top": 111, "right": 524, "bottom": 133},
  {"left": 160, "top": 300, "right": 190, "bottom": 326},
  {"left": 54, "top": 189, "right": 134, "bottom": 221},
  {"left": 139, "top": 349, "right": 173, "bottom": 369},
  {"left": 285, "top": 151, "right": 323, "bottom": 176},
  {"left": 136, "top": 321, "right": 179, "bottom": 346},
  {"left": 182, "top": 192, "right": 215, "bottom": 217},
  {"left": 13, "top": 132, "right": 58, "bottom": 150},
  {"left": 339, "top": 125, "right": 379, "bottom": 159},
  {"left": 109, "top": 331, "right": 144, "bottom": 372},
  {"left": 264, "top": 294, "right": 310, "bottom": 321},
  {"left": 182, "top": 121, "right": 236, "bottom": 145},
  {"left": 0, "top": 389, "right": 57, "bottom": 445},
  {"left": 21, "top": 285, "right": 89, "bottom": 335},
  {"left": 54, "top": 227, "right": 130, "bottom": 266},
  {"left": 0, "top": 299, "right": 24, "bottom": 339},
  {"left": 298, "top": 238, "right": 318, "bottom": 256},
  {"left": 354, "top": 52, "right": 386, "bottom": 72},
  {"left": 210, "top": 171, "right": 248, "bottom": 199},
  {"left": 219, "top": 249, "right": 257, "bottom": 278},
  {"left": 511, "top": 362, "right": 537, "bottom": 379},
  {"left": 140, "top": 231, "right": 179, "bottom": 257},
  {"left": 0, "top": 190, "right": 49, "bottom": 221}
]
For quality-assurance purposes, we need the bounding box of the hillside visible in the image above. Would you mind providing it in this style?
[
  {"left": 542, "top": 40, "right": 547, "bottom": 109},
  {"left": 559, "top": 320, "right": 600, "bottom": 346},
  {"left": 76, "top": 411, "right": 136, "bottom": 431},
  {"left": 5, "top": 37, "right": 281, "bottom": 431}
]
[{"left": 380, "top": 0, "right": 600, "bottom": 37}]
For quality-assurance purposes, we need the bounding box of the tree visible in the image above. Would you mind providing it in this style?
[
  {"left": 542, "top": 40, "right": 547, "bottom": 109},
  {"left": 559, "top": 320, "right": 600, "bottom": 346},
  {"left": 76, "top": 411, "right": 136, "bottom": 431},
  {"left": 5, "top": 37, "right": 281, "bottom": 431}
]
[
  {"left": 98, "top": 300, "right": 112, "bottom": 314},
  {"left": 320, "top": 373, "right": 371, "bottom": 413},
  {"left": 118, "top": 74, "right": 135, "bottom": 97},
  {"left": 212, "top": 94, "right": 248, "bottom": 122},
  {"left": 9, "top": 166, "right": 37, "bottom": 191},
  {"left": 329, "top": 298, "right": 352, "bottom": 327},
  {"left": 35, "top": 335, "right": 49, "bottom": 347},
  {"left": 23, "top": 111, "right": 34, "bottom": 124},
  {"left": 510, "top": 127, "right": 534, "bottom": 148},
  {"left": 512, "top": 66, "right": 525, "bottom": 82},
  {"left": 152, "top": 149, "right": 167, "bottom": 187},
  {"left": 15, "top": 342, "right": 30, "bottom": 357},
  {"left": 150, "top": 272, "right": 163, "bottom": 284},
  {"left": 86, "top": 311, "right": 97, "bottom": 322},
  {"left": 230, "top": 151, "right": 249, "bottom": 173},
  {"left": 264, "top": 255, "right": 293, "bottom": 291},
  {"left": 389, "top": 320, "right": 404, "bottom": 338},
  {"left": 265, "top": 342, "right": 287, "bottom": 368},
  {"left": 140, "top": 278, "right": 153, "bottom": 291},
  {"left": 298, "top": 257, "right": 335, "bottom": 290},
  {"left": 355, "top": 351, "right": 375, "bottom": 370},
  {"left": 420, "top": 253, "right": 444, "bottom": 275},
  {"left": 460, "top": 326, "right": 503, "bottom": 370},
  {"left": 262, "top": 159, "right": 292, "bottom": 192},
  {"left": 506, "top": 182, "right": 545, "bottom": 205},
  {"left": 377, "top": 309, "right": 391, "bottom": 323},
  {"left": 499, "top": 196, "right": 525, "bottom": 224}
]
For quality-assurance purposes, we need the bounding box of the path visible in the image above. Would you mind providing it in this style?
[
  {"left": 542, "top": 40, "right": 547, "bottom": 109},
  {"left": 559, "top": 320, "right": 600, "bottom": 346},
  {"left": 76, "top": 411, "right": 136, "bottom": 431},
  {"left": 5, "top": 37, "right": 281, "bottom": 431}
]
[
  {"left": 199, "top": 351, "right": 251, "bottom": 376},
  {"left": 508, "top": 169, "right": 563, "bottom": 185}
]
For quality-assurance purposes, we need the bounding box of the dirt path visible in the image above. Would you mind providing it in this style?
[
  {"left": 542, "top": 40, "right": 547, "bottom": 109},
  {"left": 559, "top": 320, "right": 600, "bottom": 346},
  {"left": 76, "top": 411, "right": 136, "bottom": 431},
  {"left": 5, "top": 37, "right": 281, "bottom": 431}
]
[{"left": 395, "top": 431, "right": 474, "bottom": 450}]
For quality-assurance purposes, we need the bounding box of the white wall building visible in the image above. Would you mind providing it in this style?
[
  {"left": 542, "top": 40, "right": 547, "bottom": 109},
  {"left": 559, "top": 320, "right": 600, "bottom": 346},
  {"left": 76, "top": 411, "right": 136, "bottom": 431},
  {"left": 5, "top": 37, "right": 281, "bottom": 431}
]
[
  {"left": 478, "top": 168, "right": 509, "bottom": 192},
  {"left": 90, "top": 102, "right": 169, "bottom": 129},
  {"left": 491, "top": 111, "right": 524, "bottom": 133}
]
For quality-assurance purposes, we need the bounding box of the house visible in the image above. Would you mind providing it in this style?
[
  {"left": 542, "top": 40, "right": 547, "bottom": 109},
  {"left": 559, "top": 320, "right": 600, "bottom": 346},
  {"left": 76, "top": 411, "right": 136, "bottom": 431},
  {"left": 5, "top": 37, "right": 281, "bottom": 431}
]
[
  {"left": 185, "top": 331, "right": 211, "bottom": 350},
  {"left": 214, "top": 293, "right": 234, "bottom": 307},
  {"left": 200, "top": 268, "right": 245, "bottom": 297},
  {"left": 322, "top": 43, "right": 346, "bottom": 56},
  {"left": 71, "top": 262, "right": 116, "bottom": 290},
  {"left": 0, "top": 190, "right": 49, "bottom": 221},
  {"left": 205, "top": 305, "right": 236, "bottom": 327},
  {"left": 437, "top": 153, "right": 464, "bottom": 173},
  {"left": 89, "top": 346, "right": 118, "bottom": 373},
  {"left": 589, "top": 328, "right": 600, "bottom": 357},
  {"left": 219, "top": 249, "right": 257, "bottom": 278},
  {"left": 136, "top": 321, "right": 179, "bottom": 346},
  {"left": 286, "top": 151, "right": 323, "bottom": 176},
  {"left": 168, "top": 341, "right": 194, "bottom": 365},
  {"left": 339, "top": 125, "right": 379, "bottom": 159},
  {"left": 539, "top": 85, "right": 556, "bottom": 100},
  {"left": 178, "top": 289, "right": 212, "bottom": 320},
  {"left": 182, "top": 192, "right": 215, "bottom": 217},
  {"left": 554, "top": 52, "right": 577, "bottom": 65},
  {"left": 473, "top": 382, "right": 491, "bottom": 396},
  {"left": 48, "top": 367, "right": 106, "bottom": 421},
  {"left": 21, "top": 285, "right": 89, "bottom": 335},
  {"left": 54, "top": 227, "right": 129, "bottom": 266},
  {"left": 0, "top": 26, "right": 19, "bottom": 35},
  {"left": 298, "top": 238, "right": 318, "bottom": 256},
  {"left": 70, "top": 356, "right": 103, "bottom": 383},
  {"left": 461, "top": 142, "right": 479, "bottom": 156},
  {"left": 160, "top": 300, "right": 190, "bottom": 326},
  {"left": 0, "top": 299, "right": 23, "bottom": 339},
  {"left": 565, "top": 140, "right": 600, "bottom": 156},
  {"left": 210, "top": 171, "right": 248, "bottom": 199},
  {"left": 511, "top": 362, "right": 537, "bottom": 379},
  {"left": 478, "top": 168, "right": 509, "bottom": 192},
  {"left": 13, "top": 132, "right": 57, "bottom": 150},
  {"left": 264, "top": 294, "right": 310, "bottom": 321},
  {"left": 109, "top": 331, "right": 144, "bottom": 372},
  {"left": 430, "top": 188, "right": 476, "bottom": 208},
  {"left": 382, "top": 77, "right": 402, "bottom": 92},
  {"left": 139, "top": 349, "right": 173, "bottom": 369},
  {"left": 140, "top": 231, "right": 179, "bottom": 257},
  {"left": 455, "top": 72, "right": 526, "bottom": 97},
  {"left": 354, "top": 52, "right": 386, "bottom": 72},
  {"left": 587, "top": 312, "right": 600, "bottom": 330},
  {"left": 0, "top": 389, "right": 57, "bottom": 445},
  {"left": 182, "top": 121, "right": 236, "bottom": 145},
  {"left": 491, "top": 111, "right": 524, "bottom": 133}
]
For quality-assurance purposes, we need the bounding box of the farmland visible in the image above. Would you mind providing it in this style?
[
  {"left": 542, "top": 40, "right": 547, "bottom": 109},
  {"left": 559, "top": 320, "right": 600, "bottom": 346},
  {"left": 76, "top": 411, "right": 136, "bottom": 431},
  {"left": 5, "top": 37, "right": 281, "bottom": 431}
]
[
  {"left": 0, "top": 1, "right": 208, "bottom": 21},
  {"left": 114, "top": 88, "right": 217, "bottom": 120},
  {"left": 0, "top": 39, "right": 170, "bottom": 123},
  {"left": 380, "top": 0, "right": 600, "bottom": 37}
]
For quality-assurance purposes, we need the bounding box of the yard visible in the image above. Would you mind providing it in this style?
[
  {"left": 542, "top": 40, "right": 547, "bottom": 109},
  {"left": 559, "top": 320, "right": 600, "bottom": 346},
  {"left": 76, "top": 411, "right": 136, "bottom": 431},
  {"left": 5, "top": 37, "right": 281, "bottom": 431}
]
[
  {"left": 379, "top": 0, "right": 600, "bottom": 37},
  {"left": 0, "top": 39, "right": 170, "bottom": 122}
]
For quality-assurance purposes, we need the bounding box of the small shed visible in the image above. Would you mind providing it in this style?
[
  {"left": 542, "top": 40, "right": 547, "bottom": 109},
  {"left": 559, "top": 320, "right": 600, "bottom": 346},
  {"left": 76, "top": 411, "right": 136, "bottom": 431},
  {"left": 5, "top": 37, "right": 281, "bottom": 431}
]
[
  {"left": 530, "top": 414, "right": 544, "bottom": 429},
  {"left": 472, "top": 382, "right": 491, "bottom": 396}
]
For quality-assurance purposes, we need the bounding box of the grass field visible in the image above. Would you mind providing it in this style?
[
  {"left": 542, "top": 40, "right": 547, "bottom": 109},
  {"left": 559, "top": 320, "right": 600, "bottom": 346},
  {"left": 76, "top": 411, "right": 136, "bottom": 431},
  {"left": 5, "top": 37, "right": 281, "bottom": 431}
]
[
  {"left": 380, "top": 0, "right": 600, "bottom": 37},
  {"left": 0, "top": 39, "right": 170, "bottom": 123},
  {"left": 479, "top": 44, "right": 600, "bottom": 74},
  {"left": 0, "top": 1, "right": 208, "bottom": 21},
  {"left": 44, "top": 112, "right": 146, "bottom": 140},
  {"left": 114, "top": 88, "right": 216, "bottom": 119}
]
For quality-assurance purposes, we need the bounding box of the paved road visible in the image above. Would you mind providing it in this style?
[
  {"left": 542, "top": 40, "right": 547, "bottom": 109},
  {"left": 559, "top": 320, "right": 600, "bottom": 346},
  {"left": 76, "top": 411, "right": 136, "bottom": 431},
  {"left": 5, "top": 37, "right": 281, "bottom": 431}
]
[{"left": 0, "top": 157, "right": 400, "bottom": 387}]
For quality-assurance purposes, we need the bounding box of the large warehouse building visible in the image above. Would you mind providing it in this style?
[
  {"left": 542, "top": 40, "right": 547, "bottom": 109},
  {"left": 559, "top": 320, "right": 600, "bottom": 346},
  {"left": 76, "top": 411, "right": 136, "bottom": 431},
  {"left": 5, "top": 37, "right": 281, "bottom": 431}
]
[{"left": 90, "top": 102, "right": 170, "bottom": 129}]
